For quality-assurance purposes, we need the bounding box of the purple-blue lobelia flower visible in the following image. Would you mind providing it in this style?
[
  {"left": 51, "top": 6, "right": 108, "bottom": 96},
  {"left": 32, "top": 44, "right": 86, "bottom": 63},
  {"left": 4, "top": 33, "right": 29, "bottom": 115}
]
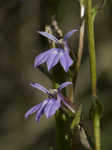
[
  {"left": 34, "top": 29, "right": 77, "bottom": 72},
  {"left": 25, "top": 82, "right": 75, "bottom": 122}
]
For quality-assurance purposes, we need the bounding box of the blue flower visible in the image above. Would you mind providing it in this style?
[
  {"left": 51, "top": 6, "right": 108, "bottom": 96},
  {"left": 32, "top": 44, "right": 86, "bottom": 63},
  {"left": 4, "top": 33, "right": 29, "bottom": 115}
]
[
  {"left": 34, "top": 29, "right": 77, "bottom": 72},
  {"left": 25, "top": 82, "right": 75, "bottom": 122}
]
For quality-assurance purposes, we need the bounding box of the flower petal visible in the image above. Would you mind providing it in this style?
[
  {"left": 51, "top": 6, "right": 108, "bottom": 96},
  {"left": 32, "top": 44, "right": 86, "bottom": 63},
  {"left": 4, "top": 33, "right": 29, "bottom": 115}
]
[
  {"left": 64, "top": 41, "right": 70, "bottom": 52},
  {"left": 47, "top": 48, "right": 60, "bottom": 71},
  {"left": 30, "top": 83, "right": 49, "bottom": 94},
  {"left": 34, "top": 49, "right": 53, "bottom": 67},
  {"left": 64, "top": 29, "right": 77, "bottom": 41},
  {"left": 36, "top": 99, "right": 49, "bottom": 122},
  {"left": 60, "top": 51, "right": 73, "bottom": 72},
  {"left": 58, "top": 81, "right": 72, "bottom": 91},
  {"left": 44, "top": 99, "right": 55, "bottom": 118},
  {"left": 48, "top": 99, "right": 61, "bottom": 117},
  {"left": 57, "top": 93, "right": 75, "bottom": 114},
  {"left": 38, "top": 31, "right": 58, "bottom": 43},
  {"left": 25, "top": 103, "right": 42, "bottom": 119},
  {"left": 44, "top": 98, "right": 61, "bottom": 118}
]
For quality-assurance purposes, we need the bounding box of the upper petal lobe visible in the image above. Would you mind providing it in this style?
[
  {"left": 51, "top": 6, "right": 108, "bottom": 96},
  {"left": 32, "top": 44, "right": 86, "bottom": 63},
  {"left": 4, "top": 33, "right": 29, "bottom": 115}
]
[
  {"left": 38, "top": 31, "right": 58, "bottom": 43},
  {"left": 58, "top": 81, "right": 72, "bottom": 91},
  {"left": 30, "top": 83, "right": 49, "bottom": 94},
  {"left": 64, "top": 29, "right": 77, "bottom": 41}
]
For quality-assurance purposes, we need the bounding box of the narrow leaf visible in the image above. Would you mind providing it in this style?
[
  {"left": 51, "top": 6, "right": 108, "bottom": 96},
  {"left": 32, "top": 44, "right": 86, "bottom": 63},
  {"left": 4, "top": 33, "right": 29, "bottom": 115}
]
[{"left": 70, "top": 105, "right": 82, "bottom": 129}]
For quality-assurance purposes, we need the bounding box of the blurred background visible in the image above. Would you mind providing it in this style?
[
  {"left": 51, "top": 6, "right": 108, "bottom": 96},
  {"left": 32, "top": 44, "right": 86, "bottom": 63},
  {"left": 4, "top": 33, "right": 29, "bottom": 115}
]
[{"left": 0, "top": 0, "right": 112, "bottom": 150}]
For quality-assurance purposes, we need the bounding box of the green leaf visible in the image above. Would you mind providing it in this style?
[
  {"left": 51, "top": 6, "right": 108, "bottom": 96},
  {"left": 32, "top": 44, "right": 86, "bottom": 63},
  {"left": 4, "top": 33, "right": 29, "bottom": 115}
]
[
  {"left": 91, "top": 6, "right": 99, "bottom": 22},
  {"left": 92, "top": 0, "right": 108, "bottom": 21},
  {"left": 70, "top": 105, "right": 82, "bottom": 130}
]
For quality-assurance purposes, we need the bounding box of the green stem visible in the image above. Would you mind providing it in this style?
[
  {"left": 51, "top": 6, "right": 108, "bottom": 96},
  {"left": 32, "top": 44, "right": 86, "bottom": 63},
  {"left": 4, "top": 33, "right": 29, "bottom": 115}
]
[
  {"left": 93, "top": 112, "right": 101, "bottom": 150},
  {"left": 86, "top": 0, "right": 101, "bottom": 150},
  {"left": 86, "top": 0, "right": 97, "bottom": 98}
]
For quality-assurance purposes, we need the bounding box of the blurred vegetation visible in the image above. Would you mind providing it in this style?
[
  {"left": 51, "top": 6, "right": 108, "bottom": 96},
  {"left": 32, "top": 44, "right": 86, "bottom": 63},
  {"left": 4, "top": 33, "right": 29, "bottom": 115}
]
[{"left": 0, "top": 0, "right": 112, "bottom": 150}]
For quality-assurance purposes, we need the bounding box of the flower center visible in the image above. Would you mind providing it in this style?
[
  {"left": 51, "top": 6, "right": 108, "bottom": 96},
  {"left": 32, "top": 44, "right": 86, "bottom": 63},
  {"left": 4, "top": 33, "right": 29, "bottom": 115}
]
[
  {"left": 49, "top": 89, "right": 57, "bottom": 95},
  {"left": 58, "top": 39, "right": 65, "bottom": 49},
  {"left": 48, "top": 89, "right": 58, "bottom": 99}
]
